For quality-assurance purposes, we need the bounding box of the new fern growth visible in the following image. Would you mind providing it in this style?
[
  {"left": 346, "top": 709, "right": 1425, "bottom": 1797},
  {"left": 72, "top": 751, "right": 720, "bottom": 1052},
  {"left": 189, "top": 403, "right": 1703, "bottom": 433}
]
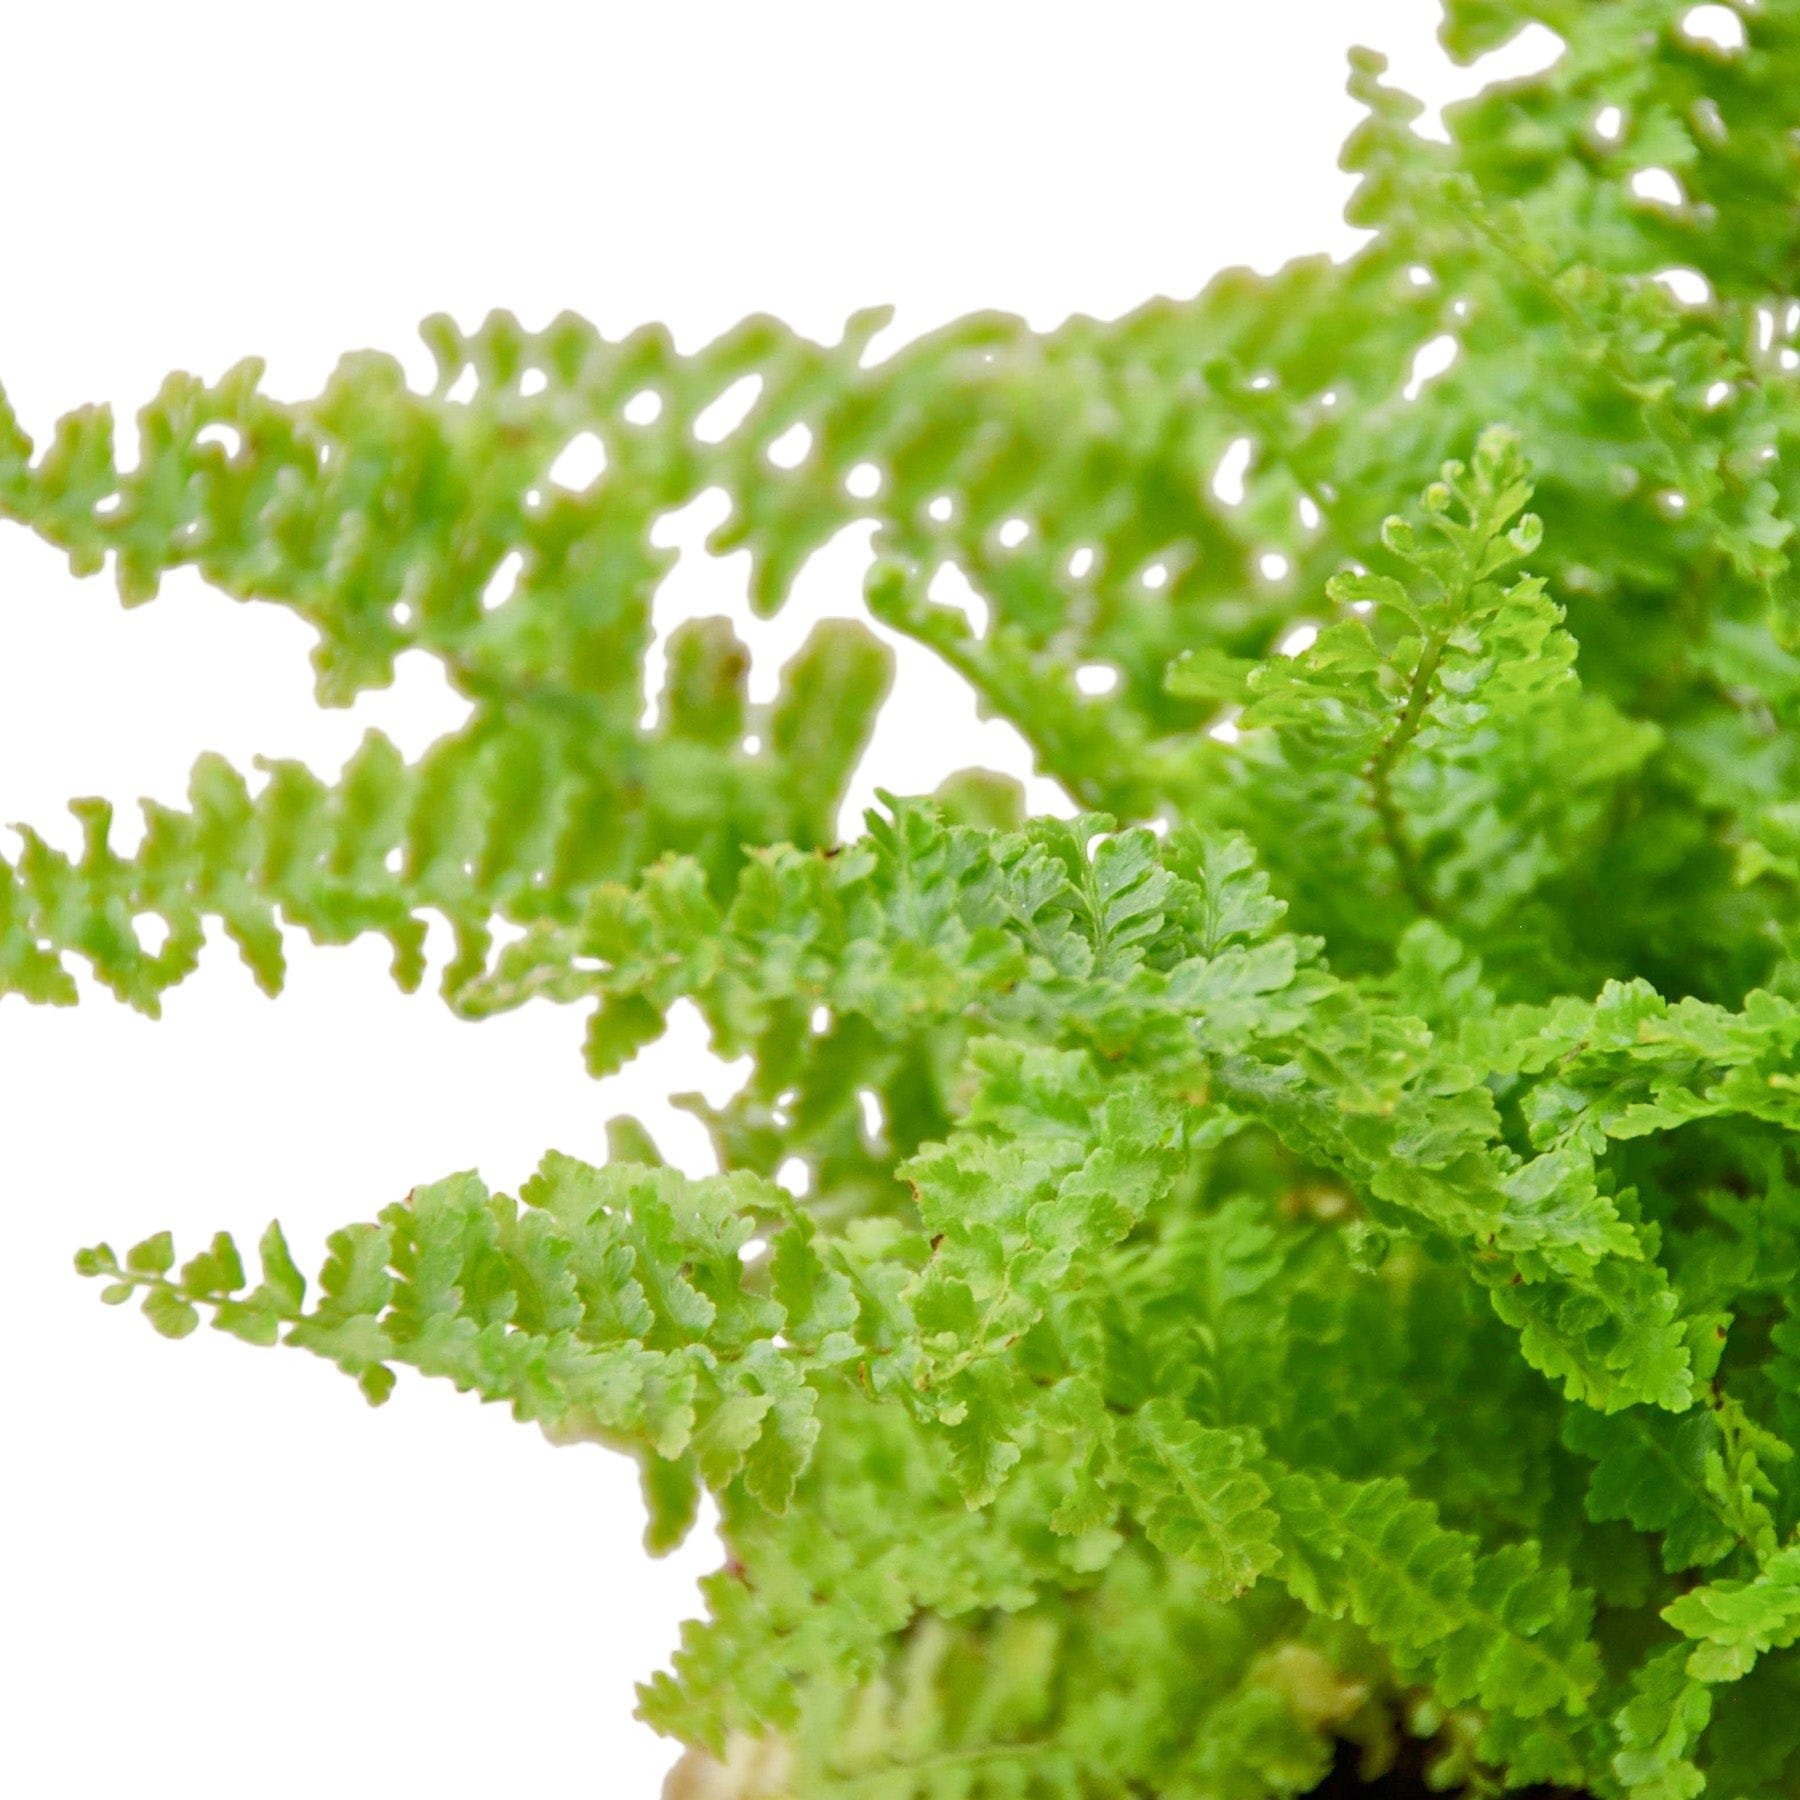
[{"left": 18, "top": 3, "right": 1800, "bottom": 1793}]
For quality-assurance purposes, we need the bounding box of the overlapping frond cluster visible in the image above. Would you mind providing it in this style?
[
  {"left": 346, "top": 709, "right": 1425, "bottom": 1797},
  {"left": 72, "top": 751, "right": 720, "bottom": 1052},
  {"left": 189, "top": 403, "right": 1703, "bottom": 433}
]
[{"left": 21, "top": 1, "right": 1800, "bottom": 1795}]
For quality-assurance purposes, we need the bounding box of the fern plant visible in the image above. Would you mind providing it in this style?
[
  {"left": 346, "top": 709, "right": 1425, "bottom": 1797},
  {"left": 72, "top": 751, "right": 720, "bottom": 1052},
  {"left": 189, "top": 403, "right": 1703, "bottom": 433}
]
[{"left": 14, "top": 2, "right": 1800, "bottom": 1793}]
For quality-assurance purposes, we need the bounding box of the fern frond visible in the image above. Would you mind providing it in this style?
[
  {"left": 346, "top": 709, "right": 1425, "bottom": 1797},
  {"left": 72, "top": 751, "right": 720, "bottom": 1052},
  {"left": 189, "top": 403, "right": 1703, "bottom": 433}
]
[{"left": 4, "top": 618, "right": 887, "bottom": 1014}]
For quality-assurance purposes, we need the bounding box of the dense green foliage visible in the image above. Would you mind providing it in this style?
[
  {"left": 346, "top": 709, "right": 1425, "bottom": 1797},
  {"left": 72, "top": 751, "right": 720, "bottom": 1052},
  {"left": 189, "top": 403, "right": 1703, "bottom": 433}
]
[{"left": 14, "top": 1, "right": 1800, "bottom": 1791}]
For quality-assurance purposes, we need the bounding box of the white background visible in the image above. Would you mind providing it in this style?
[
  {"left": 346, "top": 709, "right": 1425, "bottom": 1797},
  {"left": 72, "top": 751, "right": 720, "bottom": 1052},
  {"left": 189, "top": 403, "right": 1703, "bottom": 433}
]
[{"left": 0, "top": 5, "right": 1557, "bottom": 1793}]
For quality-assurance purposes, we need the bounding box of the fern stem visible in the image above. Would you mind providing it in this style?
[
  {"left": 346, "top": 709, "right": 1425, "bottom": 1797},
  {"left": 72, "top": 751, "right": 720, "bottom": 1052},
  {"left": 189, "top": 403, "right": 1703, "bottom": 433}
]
[{"left": 1361, "top": 627, "right": 1448, "bottom": 916}]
